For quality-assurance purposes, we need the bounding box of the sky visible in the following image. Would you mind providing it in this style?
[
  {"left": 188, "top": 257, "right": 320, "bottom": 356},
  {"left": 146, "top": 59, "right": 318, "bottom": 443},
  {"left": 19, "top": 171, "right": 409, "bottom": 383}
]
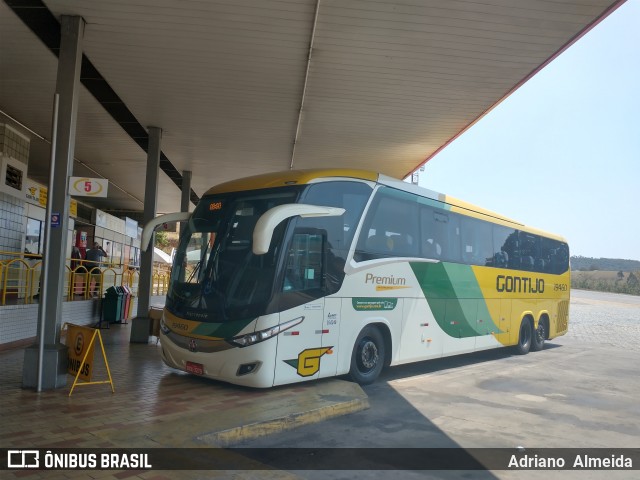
[{"left": 416, "top": 0, "right": 639, "bottom": 261}]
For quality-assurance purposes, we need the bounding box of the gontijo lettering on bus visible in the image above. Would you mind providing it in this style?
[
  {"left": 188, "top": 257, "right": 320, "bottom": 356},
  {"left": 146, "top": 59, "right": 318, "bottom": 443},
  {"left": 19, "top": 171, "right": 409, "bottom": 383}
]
[{"left": 496, "top": 275, "right": 545, "bottom": 293}]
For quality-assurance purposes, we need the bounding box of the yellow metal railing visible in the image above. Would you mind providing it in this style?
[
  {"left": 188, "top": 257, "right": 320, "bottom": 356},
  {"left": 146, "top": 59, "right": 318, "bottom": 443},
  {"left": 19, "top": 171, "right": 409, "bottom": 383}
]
[
  {"left": 0, "top": 250, "right": 170, "bottom": 306},
  {"left": 1, "top": 258, "right": 34, "bottom": 305}
]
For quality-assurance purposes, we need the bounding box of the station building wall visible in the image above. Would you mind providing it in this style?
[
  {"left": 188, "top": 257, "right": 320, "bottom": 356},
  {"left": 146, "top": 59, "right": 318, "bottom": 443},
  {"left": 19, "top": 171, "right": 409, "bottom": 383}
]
[{"left": 0, "top": 295, "right": 166, "bottom": 348}]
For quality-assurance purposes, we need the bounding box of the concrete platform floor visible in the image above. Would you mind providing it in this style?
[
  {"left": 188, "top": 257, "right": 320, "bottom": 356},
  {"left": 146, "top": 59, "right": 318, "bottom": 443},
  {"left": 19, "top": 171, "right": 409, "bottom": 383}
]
[{"left": 0, "top": 323, "right": 369, "bottom": 479}]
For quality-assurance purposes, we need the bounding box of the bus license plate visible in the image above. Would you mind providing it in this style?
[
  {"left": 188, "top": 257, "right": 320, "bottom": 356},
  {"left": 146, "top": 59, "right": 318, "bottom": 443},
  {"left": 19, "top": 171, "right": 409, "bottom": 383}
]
[{"left": 186, "top": 361, "right": 204, "bottom": 375}]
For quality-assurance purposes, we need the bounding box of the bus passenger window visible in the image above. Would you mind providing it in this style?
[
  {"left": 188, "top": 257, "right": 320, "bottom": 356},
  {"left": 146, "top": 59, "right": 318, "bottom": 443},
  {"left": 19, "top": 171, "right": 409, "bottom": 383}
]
[
  {"left": 493, "top": 225, "right": 516, "bottom": 269},
  {"left": 421, "top": 207, "right": 441, "bottom": 259},
  {"left": 365, "top": 232, "right": 392, "bottom": 253},
  {"left": 355, "top": 187, "right": 419, "bottom": 260},
  {"left": 423, "top": 239, "right": 441, "bottom": 258},
  {"left": 434, "top": 210, "right": 462, "bottom": 263},
  {"left": 460, "top": 216, "right": 492, "bottom": 266}
]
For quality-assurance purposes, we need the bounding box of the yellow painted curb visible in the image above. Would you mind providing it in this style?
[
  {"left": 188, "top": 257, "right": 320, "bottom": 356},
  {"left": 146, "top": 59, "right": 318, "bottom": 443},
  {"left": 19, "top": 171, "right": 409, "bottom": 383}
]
[
  {"left": 92, "top": 378, "right": 369, "bottom": 449},
  {"left": 201, "top": 395, "right": 370, "bottom": 446}
]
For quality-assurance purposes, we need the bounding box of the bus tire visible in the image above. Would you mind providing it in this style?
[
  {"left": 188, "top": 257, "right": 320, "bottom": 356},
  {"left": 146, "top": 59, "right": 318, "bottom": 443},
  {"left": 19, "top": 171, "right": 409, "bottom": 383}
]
[
  {"left": 349, "top": 326, "right": 385, "bottom": 385},
  {"left": 515, "top": 318, "right": 532, "bottom": 355},
  {"left": 531, "top": 317, "right": 547, "bottom": 352}
]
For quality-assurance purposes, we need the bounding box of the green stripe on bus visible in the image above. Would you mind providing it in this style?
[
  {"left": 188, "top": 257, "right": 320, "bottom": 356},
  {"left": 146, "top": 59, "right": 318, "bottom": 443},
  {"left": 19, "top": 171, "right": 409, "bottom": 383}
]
[{"left": 410, "top": 262, "right": 501, "bottom": 338}]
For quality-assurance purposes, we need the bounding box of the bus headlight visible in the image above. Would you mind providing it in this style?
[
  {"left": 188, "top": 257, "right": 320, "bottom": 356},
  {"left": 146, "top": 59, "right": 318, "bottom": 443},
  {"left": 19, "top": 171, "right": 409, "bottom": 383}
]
[{"left": 228, "top": 316, "right": 304, "bottom": 348}]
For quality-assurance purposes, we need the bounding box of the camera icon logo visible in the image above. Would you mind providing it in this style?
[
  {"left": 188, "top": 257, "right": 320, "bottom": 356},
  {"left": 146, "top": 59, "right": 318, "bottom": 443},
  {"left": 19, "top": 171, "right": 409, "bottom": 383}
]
[{"left": 8, "top": 450, "right": 40, "bottom": 468}]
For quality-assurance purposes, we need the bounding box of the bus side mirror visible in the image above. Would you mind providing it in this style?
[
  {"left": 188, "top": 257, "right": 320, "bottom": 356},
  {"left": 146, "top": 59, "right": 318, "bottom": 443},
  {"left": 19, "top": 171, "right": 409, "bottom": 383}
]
[
  {"left": 141, "top": 211, "right": 191, "bottom": 252},
  {"left": 252, "top": 204, "right": 345, "bottom": 255}
]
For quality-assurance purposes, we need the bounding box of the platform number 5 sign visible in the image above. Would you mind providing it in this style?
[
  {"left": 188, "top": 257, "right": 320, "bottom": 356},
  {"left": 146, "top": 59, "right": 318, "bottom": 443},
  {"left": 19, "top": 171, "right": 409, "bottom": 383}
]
[{"left": 69, "top": 177, "right": 109, "bottom": 198}]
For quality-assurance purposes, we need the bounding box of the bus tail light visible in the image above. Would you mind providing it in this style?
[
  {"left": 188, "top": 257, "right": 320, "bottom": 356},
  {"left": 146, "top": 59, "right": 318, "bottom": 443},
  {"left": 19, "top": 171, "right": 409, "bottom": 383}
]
[{"left": 228, "top": 316, "right": 304, "bottom": 348}]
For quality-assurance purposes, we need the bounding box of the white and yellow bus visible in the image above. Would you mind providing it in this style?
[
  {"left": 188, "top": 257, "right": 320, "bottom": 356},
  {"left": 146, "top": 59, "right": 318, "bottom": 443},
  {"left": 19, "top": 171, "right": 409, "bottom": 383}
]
[{"left": 143, "top": 169, "right": 570, "bottom": 388}]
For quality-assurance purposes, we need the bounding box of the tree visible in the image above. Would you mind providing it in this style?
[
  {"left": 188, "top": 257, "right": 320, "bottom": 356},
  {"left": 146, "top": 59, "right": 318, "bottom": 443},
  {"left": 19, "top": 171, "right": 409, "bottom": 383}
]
[{"left": 155, "top": 230, "right": 169, "bottom": 249}]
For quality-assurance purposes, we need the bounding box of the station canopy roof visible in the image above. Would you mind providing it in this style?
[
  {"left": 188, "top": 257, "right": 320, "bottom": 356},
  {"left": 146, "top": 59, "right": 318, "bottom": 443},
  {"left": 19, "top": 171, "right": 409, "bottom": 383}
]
[{"left": 0, "top": 0, "right": 624, "bottom": 216}]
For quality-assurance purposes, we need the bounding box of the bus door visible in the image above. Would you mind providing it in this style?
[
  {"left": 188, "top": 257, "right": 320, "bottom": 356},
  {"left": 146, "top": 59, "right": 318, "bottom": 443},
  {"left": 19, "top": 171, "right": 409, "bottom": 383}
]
[
  {"left": 318, "top": 298, "right": 341, "bottom": 378},
  {"left": 273, "top": 230, "right": 328, "bottom": 386}
]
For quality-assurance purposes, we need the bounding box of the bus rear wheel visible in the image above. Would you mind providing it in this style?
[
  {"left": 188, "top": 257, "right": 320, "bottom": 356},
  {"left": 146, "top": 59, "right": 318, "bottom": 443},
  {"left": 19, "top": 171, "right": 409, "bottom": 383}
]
[
  {"left": 531, "top": 318, "right": 547, "bottom": 351},
  {"left": 515, "top": 318, "right": 532, "bottom": 355},
  {"left": 349, "top": 326, "right": 385, "bottom": 385}
]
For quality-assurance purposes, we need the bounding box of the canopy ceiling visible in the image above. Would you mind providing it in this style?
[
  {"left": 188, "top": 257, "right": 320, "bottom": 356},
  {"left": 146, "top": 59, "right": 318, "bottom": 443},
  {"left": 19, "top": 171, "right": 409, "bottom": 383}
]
[{"left": 0, "top": 0, "right": 623, "bottom": 216}]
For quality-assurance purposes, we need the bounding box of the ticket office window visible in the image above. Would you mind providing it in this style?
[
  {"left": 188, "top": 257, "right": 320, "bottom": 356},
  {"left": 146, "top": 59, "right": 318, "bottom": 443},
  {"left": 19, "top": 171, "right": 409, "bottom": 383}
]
[
  {"left": 95, "top": 238, "right": 124, "bottom": 266},
  {"left": 129, "top": 246, "right": 140, "bottom": 269},
  {"left": 111, "top": 241, "right": 123, "bottom": 266}
]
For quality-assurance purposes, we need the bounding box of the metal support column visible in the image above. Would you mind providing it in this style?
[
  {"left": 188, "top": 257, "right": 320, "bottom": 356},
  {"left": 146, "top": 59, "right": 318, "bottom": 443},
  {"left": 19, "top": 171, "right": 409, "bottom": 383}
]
[
  {"left": 130, "top": 127, "right": 162, "bottom": 342},
  {"left": 180, "top": 170, "right": 192, "bottom": 216},
  {"left": 179, "top": 171, "right": 192, "bottom": 282},
  {"left": 23, "top": 16, "right": 85, "bottom": 390}
]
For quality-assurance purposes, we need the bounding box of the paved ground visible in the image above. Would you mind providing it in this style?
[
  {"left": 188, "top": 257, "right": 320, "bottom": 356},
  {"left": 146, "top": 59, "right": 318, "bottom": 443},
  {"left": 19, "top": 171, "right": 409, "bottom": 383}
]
[
  {"left": 0, "top": 320, "right": 367, "bottom": 479},
  {"left": 562, "top": 289, "right": 640, "bottom": 350},
  {"left": 237, "top": 290, "right": 640, "bottom": 479},
  {"left": 1, "top": 289, "right": 638, "bottom": 479}
]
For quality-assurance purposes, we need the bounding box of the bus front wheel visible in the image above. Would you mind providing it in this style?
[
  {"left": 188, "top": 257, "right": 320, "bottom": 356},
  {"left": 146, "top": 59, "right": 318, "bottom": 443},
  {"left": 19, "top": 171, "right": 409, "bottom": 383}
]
[
  {"left": 349, "top": 326, "right": 385, "bottom": 385},
  {"left": 515, "top": 318, "right": 532, "bottom": 355}
]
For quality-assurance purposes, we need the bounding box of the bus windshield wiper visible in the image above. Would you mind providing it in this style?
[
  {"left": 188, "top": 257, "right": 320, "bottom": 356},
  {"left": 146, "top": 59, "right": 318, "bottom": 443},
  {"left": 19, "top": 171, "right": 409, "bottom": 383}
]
[
  {"left": 201, "top": 241, "right": 222, "bottom": 298},
  {"left": 187, "top": 260, "right": 200, "bottom": 283}
]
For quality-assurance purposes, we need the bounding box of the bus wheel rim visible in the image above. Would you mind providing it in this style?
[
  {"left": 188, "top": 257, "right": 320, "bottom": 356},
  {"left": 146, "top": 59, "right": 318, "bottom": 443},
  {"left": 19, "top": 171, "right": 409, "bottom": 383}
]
[
  {"left": 360, "top": 339, "right": 378, "bottom": 371},
  {"left": 536, "top": 323, "right": 546, "bottom": 343}
]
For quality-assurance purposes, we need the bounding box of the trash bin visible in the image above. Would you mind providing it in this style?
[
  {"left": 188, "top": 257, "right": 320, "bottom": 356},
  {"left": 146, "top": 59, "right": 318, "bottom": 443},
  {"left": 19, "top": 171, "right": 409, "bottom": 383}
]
[
  {"left": 103, "top": 286, "right": 123, "bottom": 323},
  {"left": 115, "top": 286, "right": 127, "bottom": 321},
  {"left": 121, "top": 286, "right": 132, "bottom": 322}
]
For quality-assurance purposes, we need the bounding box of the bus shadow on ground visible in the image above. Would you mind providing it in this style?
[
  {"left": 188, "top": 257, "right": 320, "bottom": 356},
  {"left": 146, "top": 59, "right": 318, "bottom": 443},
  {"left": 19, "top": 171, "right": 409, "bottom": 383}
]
[
  {"left": 375, "top": 342, "right": 563, "bottom": 384},
  {"left": 235, "top": 345, "right": 568, "bottom": 476}
]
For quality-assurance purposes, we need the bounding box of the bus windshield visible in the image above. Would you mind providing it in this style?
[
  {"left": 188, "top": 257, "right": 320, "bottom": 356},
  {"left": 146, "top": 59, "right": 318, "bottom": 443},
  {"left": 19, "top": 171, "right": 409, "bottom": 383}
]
[{"left": 167, "top": 188, "right": 299, "bottom": 323}]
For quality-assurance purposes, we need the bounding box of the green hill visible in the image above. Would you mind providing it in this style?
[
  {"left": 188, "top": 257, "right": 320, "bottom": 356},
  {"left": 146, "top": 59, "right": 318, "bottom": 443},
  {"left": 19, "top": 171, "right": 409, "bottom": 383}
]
[
  {"left": 570, "top": 256, "right": 640, "bottom": 272},
  {"left": 570, "top": 257, "right": 640, "bottom": 295}
]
